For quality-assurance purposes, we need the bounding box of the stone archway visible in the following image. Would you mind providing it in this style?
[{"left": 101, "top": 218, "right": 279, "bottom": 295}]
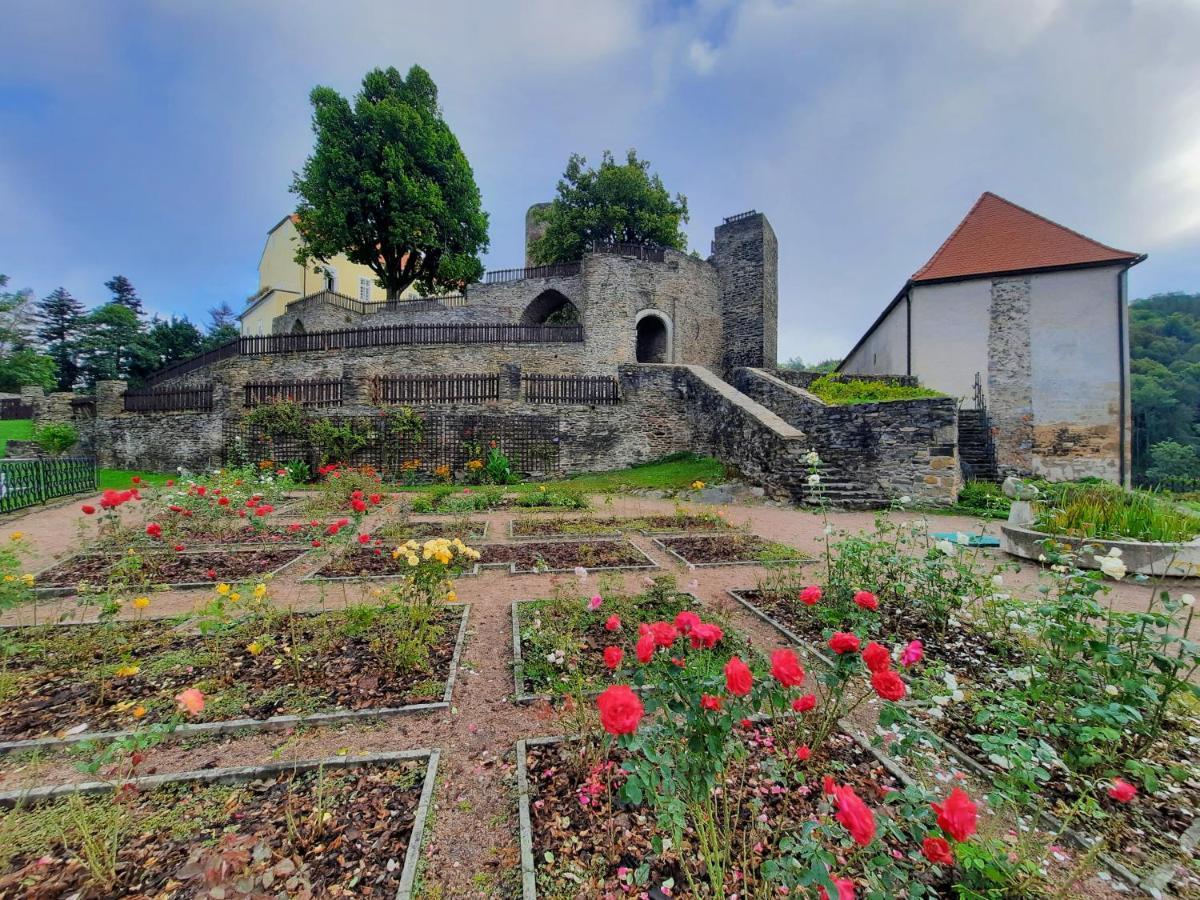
[
  {"left": 635, "top": 311, "right": 671, "bottom": 363},
  {"left": 520, "top": 289, "right": 580, "bottom": 325},
  {"left": 291, "top": 319, "right": 306, "bottom": 335}
]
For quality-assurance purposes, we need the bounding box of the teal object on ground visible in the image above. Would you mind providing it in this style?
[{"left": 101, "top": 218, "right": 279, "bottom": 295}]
[{"left": 930, "top": 531, "right": 999, "bottom": 547}]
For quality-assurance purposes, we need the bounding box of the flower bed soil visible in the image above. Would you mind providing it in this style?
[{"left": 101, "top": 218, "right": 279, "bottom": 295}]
[
  {"left": 0, "top": 605, "right": 464, "bottom": 742},
  {"left": 310, "top": 540, "right": 654, "bottom": 580},
  {"left": 731, "top": 587, "right": 1200, "bottom": 893},
  {"left": 513, "top": 590, "right": 752, "bottom": 700},
  {"left": 0, "top": 753, "right": 431, "bottom": 898},
  {"left": 33, "top": 547, "right": 308, "bottom": 593},
  {"left": 103, "top": 521, "right": 339, "bottom": 549},
  {"left": 374, "top": 519, "right": 489, "bottom": 542},
  {"left": 510, "top": 513, "right": 731, "bottom": 539},
  {"left": 522, "top": 728, "right": 952, "bottom": 898},
  {"left": 655, "top": 535, "right": 811, "bottom": 567}
]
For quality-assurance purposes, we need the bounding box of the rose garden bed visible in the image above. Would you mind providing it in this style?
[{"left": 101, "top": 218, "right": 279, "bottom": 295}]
[
  {"left": 0, "top": 603, "right": 467, "bottom": 751},
  {"left": 309, "top": 539, "right": 656, "bottom": 581},
  {"left": 374, "top": 518, "right": 489, "bottom": 542},
  {"left": 31, "top": 547, "right": 310, "bottom": 596},
  {"left": 508, "top": 512, "right": 732, "bottom": 539},
  {"left": 654, "top": 534, "right": 812, "bottom": 567},
  {"left": 0, "top": 749, "right": 437, "bottom": 899},
  {"left": 511, "top": 580, "right": 752, "bottom": 701}
]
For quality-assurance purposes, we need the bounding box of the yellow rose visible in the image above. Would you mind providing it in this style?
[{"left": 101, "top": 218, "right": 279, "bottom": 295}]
[
  {"left": 216, "top": 583, "right": 231, "bottom": 596},
  {"left": 247, "top": 641, "right": 263, "bottom": 656},
  {"left": 406, "top": 555, "right": 419, "bottom": 567},
  {"left": 446, "top": 591, "right": 457, "bottom": 603},
  {"left": 692, "top": 480, "right": 706, "bottom": 490},
  {"left": 132, "top": 705, "right": 147, "bottom": 719},
  {"left": 3, "top": 575, "right": 13, "bottom": 583},
  {"left": 21, "top": 573, "right": 34, "bottom": 586},
  {"left": 132, "top": 596, "right": 150, "bottom": 609},
  {"left": 9, "top": 531, "right": 23, "bottom": 541},
  {"left": 115, "top": 664, "right": 140, "bottom": 678},
  {"left": 253, "top": 583, "right": 267, "bottom": 599},
  {"left": 229, "top": 592, "right": 241, "bottom": 603}
]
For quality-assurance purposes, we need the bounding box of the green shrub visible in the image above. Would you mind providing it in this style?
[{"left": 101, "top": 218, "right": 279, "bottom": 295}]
[
  {"left": 955, "top": 480, "right": 1011, "bottom": 517},
  {"left": 244, "top": 399, "right": 308, "bottom": 438},
  {"left": 807, "top": 375, "right": 944, "bottom": 405},
  {"left": 33, "top": 423, "right": 78, "bottom": 455}
]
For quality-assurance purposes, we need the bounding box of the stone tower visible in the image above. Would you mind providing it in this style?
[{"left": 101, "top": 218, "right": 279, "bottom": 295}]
[
  {"left": 524, "top": 202, "right": 552, "bottom": 266},
  {"left": 712, "top": 211, "right": 778, "bottom": 372}
]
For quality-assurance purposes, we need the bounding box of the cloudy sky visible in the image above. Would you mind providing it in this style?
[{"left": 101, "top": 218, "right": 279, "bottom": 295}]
[{"left": 3, "top": 0, "right": 1199, "bottom": 363}]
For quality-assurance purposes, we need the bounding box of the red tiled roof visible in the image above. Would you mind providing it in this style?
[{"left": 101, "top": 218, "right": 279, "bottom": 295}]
[{"left": 911, "top": 192, "right": 1141, "bottom": 283}]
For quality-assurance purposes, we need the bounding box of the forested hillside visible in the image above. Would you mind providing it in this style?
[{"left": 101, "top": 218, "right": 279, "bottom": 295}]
[{"left": 1130, "top": 291, "right": 1200, "bottom": 485}]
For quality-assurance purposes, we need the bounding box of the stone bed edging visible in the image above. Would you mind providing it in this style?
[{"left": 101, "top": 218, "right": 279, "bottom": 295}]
[
  {"left": 725, "top": 588, "right": 1158, "bottom": 896},
  {"left": 0, "top": 602, "right": 470, "bottom": 756},
  {"left": 652, "top": 536, "right": 814, "bottom": 569},
  {"left": 0, "top": 747, "right": 440, "bottom": 900},
  {"left": 513, "top": 722, "right": 910, "bottom": 900},
  {"left": 30, "top": 545, "right": 313, "bottom": 598},
  {"left": 1000, "top": 523, "right": 1200, "bottom": 578}
]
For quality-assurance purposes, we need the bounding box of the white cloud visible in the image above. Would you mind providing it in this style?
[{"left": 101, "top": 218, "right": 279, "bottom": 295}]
[{"left": 688, "top": 39, "right": 718, "bottom": 75}]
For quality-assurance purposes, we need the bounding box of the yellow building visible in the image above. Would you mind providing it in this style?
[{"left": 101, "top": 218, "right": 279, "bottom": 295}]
[{"left": 239, "top": 215, "right": 415, "bottom": 335}]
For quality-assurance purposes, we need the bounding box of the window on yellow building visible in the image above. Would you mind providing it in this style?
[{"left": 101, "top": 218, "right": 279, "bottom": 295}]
[
  {"left": 323, "top": 267, "right": 337, "bottom": 293},
  {"left": 359, "top": 276, "right": 372, "bottom": 302}
]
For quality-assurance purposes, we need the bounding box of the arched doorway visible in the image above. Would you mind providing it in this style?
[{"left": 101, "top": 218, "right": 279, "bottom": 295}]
[
  {"left": 291, "top": 319, "right": 306, "bottom": 335},
  {"left": 521, "top": 289, "right": 580, "bottom": 325},
  {"left": 635, "top": 312, "right": 670, "bottom": 363}
]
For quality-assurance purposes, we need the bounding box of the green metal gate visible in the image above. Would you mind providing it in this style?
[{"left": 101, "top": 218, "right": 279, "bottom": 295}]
[{"left": 0, "top": 457, "right": 97, "bottom": 514}]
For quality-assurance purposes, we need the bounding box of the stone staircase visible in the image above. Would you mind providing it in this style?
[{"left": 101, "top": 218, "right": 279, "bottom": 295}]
[
  {"left": 803, "top": 461, "right": 889, "bottom": 509},
  {"left": 957, "top": 408, "right": 998, "bottom": 482}
]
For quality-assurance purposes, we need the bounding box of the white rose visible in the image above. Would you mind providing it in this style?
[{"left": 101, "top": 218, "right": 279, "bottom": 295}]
[
  {"left": 807, "top": 473, "right": 821, "bottom": 486},
  {"left": 804, "top": 450, "right": 821, "bottom": 466},
  {"left": 899, "top": 496, "right": 912, "bottom": 505},
  {"left": 1182, "top": 594, "right": 1195, "bottom": 607},
  {"left": 1107, "top": 547, "right": 1123, "bottom": 558},
  {"left": 936, "top": 539, "right": 957, "bottom": 557},
  {"left": 1105, "top": 685, "right": 1119, "bottom": 696},
  {"left": 1095, "top": 555, "right": 1127, "bottom": 581},
  {"left": 991, "top": 575, "right": 1004, "bottom": 587}
]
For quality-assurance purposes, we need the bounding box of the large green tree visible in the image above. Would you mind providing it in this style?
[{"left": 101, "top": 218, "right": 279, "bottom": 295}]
[
  {"left": 129, "top": 316, "right": 206, "bottom": 383},
  {"left": 77, "top": 302, "right": 142, "bottom": 385},
  {"left": 204, "top": 301, "right": 239, "bottom": 349},
  {"left": 528, "top": 150, "right": 689, "bottom": 265},
  {"left": 104, "top": 274, "right": 144, "bottom": 316},
  {"left": 291, "top": 65, "right": 489, "bottom": 299},
  {"left": 34, "top": 286, "right": 85, "bottom": 390}
]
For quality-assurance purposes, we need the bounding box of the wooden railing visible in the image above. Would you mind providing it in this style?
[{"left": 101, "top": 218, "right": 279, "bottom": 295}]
[
  {"left": 142, "top": 340, "right": 239, "bottom": 386},
  {"left": 123, "top": 385, "right": 214, "bottom": 413},
  {"left": 523, "top": 373, "right": 620, "bottom": 405},
  {"left": 483, "top": 261, "right": 581, "bottom": 284},
  {"left": 383, "top": 293, "right": 468, "bottom": 311},
  {"left": 241, "top": 323, "right": 582, "bottom": 354},
  {"left": 371, "top": 373, "right": 500, "bottom": 405},
  {"left": 284, "top": 290, "right": 374, "bottom": 316},
  {"left": 0, "top": 399, "right": 33, "bottom": 420},
  {"left": 589, "top": 241, "right": 666, "bottom": 262},
  {"left": 722, "top": 210, "right": 758, "bottom": 224},
  {"left": 244, "top": 379, "right": 343, "bottom": 409}
]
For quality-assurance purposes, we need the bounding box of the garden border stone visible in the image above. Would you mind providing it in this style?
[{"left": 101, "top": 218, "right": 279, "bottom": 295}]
[
  {"left": 0, "top": 602, "right": 470, "bottom": 756},
  {"left": 725, "top": 587, "right": 1158, "bottom": 896},
  {"left": 0, "top": 747, "right": 440, "bottom": 900},
  {"left": 652, "top": 535, "right": 814, "bottom": 568},
  {"left": 30, "top": 546, "right": 313, "bottom": 598},
  {"left": 1000, "top": 523, "right": 1200, "bottom": 577}
]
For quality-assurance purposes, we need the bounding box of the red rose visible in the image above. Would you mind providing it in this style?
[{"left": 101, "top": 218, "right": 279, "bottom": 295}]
[
  {"left": 237, "top": 510, "right": 245, "bottom": 517},
  {"left": 173, "top": 544, "right": 184, "bottom": 552},
  {"left": 166, "top": 479, "right": 174, "bottom": 486},
  {"left": 218, "top": 497, "right": 230, "bottom": 506},
  {"left": 635, "top": 632, "right": 656, "bottom": 664},
  {"left": 792, "top": 693, "right": 817, "bottom": 712},
  {"left": 145, "top": 523, "right": 162, "bottom": 538},
  {"left": 311, "top": 540, "right": 322, "bottom": 547},
  {"left": 81, "top": 505, "right": 96, "bottom": 515},
  {"left": 255, "top": 507, "right": 269, "bottom": 517},
  {"left": 823, "top": 775, "right": 836, "bottom": 795},
  {"left": 326, "top": 524, "right": 340, "bottom": 536},
  {"left": 604, "top": 614, "right": 621, "bottom": 631},
  {"left": 796, "top": 744, "right": 810, "bottom": 761},
  {"left": 861, "top": 642, "right": 891, "bottom": 673},
  {"left": 352, "top": 499, "right": 367, "bottom": 513},
  {"left": 931, "top": 788, "right": 978, "bottom": 842},
  {"left": 724, "top": 656, "right": 753, "bottom": 696},
  {"left": 603, "top": 646, "right": 623, "bottom": 670},
  {"left": 310, "top": 520, "right": 320, "bottom": 527},
  {"left": 205, "top": 569, "right": 216, "bottom": 579},
  {"left": 674, "top": 611, "right": 701, "bottom": 633},
  {"left": 871, "top": 669, "right": 906, "bottom": 701},
  {"left": 853, "top": 590, "right": 878, "bottom": 611},
  {"left": 922, "top": 836, "right": 954, "bottom": 866},
  {"left": 245, "top": 499, "right": 258, "bottom": 508},
  {"left": 834, "top": 785, "right": 877, "bottom": 846},
  {"left": 369, "top": 493, "right": 382, "bottom": 504},
  {"left": 1108, "top": 779, "right": 1137, "bottom": 803},
  {"left": 828, "top": 632, "right": 861, "bottom": 654},
  {"left": 351, "top": 489, "right": 364, "bottom": 500},
  {"left": 817, "top": 878, "right": 856, "bottom": 900},
  {"left": 358, "top": 534, "right": 370, "bottom": 544},
  {"left": 649, "top": 621, "right": 678, "bottom": 648},
  {"left": 769, "top": 648, "right": 805, "bottom": 687},
  {"left": 799, "top": 585, "right": 822, "bottom": 605},
  {"left": 596, "top": 684, "right": 643, "bottom": 735},
  {"left": 336, "top": 518, "right": 349, "bottom": 527},
  {"left": 700, "top": 693, "right": 722, "bottom": 711},
  {"left": 196, "top": 486, "right": 206, "bottom": 496},
  {"left": 689, "top": 622, "right": 723, "bottom": 649}
]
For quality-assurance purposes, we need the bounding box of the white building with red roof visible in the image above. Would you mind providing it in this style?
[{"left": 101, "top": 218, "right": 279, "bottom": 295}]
[{"left": 840, "top": 192, "right": 1145, "bottom": 485}]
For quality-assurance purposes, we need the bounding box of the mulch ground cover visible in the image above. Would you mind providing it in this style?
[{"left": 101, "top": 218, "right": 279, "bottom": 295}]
[
  {"left": 33, "top": 548, "right": 308, "bottom": 590},
  {"left": 0, "top": 758, "right": 426, "bottom": 898},
  {"left": 312, "top": 540, "right": 652, "bottom": 579},
  {"left": 734, "top": 586, "right": 1200, "bottom": 892},
  {"left": 514, "top": 587, "right": 752, "bottom": 698},
  {"left": 657, "top": 534, "right": 810, "bottom": 566},
  {"left": 525, "top": 727, "right": 953, "bottom": 898},
  {"left": 510, "top": 513, "right": 732, "bottom": 538},
  {"left": 373, "top": 519, "right": 489, "bottom": 542},
  {"left": 0, "top": 605, "right": 462, "bottom": 741},
  {"left": 100, "top": 521, "right": 339, "bottom": 549}
]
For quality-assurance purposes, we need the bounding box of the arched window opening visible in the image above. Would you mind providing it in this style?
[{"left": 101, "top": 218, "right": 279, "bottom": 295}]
[{"left": 521, "top": 289, "right": 580, "bottom": 325}]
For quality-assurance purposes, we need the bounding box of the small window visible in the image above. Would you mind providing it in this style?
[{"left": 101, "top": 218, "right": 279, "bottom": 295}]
[
  {"left": 359, "top": 276, "right": 372, "bottom": 302},
  {"left": 323, "top": 267, "right": 337, "bottom": 292}
]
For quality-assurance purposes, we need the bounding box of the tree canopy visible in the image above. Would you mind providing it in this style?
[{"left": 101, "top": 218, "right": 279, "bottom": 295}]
[
  {"left": 1130, "top": 291, "right": 1200, "bottom": 485},
  {"left": 528, "top": 150, "right": 689, "bottom": 265},
  {"left": 291, "top": 65, "right": 489, "bottom": 299}
]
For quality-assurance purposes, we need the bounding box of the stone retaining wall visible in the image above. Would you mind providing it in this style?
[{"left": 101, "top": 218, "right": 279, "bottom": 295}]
[{"left": 772, "top": 370, "right": 919, "bottom": 390}]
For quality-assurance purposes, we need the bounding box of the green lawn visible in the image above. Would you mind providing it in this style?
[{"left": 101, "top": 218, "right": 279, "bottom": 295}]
[
  {"left": 0, "top": 419, "right": 33, "bottom": 458},
  {"left": 552, "top": 452, "right": 725, "bottom": 493},
  {"left": 97, "top": 469, "right": 174, "bottom": 490}
]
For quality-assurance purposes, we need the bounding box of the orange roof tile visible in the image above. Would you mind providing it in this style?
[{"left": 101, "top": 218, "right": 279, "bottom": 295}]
[{"left": 912, "top": 192, "right": 1141, "bottom": 282}]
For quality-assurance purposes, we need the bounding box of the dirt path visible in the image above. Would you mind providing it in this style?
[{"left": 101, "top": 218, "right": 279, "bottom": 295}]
[{"left": 0, "top": 490, "right": 1171, "bottom": 897}]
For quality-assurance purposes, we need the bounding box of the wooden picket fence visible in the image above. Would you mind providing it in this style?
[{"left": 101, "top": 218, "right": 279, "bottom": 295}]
[
  {"left": 123, "top": 385, "right": 214, "bottom": 413},
  {"left": 370, "top": 373, "right": 500, "bottom": 405},
  {"left": 244, "top": 379, "right": 344, "bottom": 409},
  {"left": 523, "top": 374, "right": 620, "bottom": 405},
  {"left": 0, "top": 399, "right": 33, "bottom": 420}
]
